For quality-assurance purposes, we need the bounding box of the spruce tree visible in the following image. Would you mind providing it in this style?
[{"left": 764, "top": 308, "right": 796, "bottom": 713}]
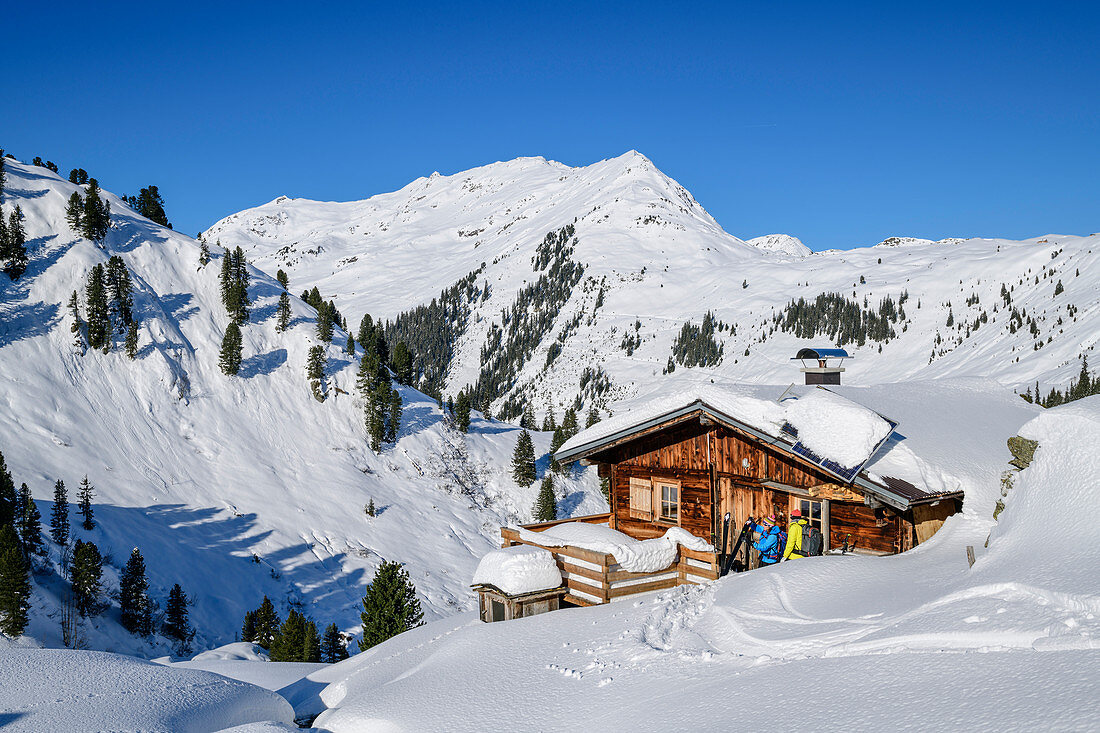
[
  {"left": 198, "top": 241, "right": 210, "bottom": 267},
  {"left": 542, "top": 407, "right": 556, "bottom": 433},
  {"left": 302, "top": 617, "right": 321, "bottom": 662},
  {"left": 320, "top": 622, "right": 348, "bottom": 663},
  {"left": 3, "top": 206, "right": 27, "bottom": 280},
  {"left": 68, "top": 290, "right": 86, "bottom": 353},
  {"left": 119, "top": 548, "right": 153, "bottom": 636},
  {"left": 163, "top": 583, "right": 193, "bottom": 652},
  {"left": 70, "top": 539, "right": 103, "bottom": 616},
  {"left": 512, "top": 430, "right": 536, "bottom": 486},
  {"left": 316, "top": 301, "right": 334, "bottom": 342},
  {"left": 391, "top": 342, "right": 412, "bottom": 385},
  {"left": 219, "top": 322, "right": 243, "bottom": 376},
  {"left": 85, "top": 264, "right": 110, "bottom": 351},
  {"left": 276, "top": 291, "right": 291, "bottom": 332},
  {"left": 131, "top": 185, "right": 170, "bottom": 227},
  {"left": 219, "top": 250, "right": 233, "bottom": 310},
  {"left": 533, "top": 476, "right": 557, "bottom": 522},
  {"left": 387, "top": 388, "right": 402, "bottom": 443},
  {"left": 18, "top": 484, "right": 43, "bottom": 558},
  {"left": 270, "top": 608, "right": 308, "bottom": 661},
  {"left": 50, "top": 479, "right": 69, "bottom": 546},
  {"left": 252, "top": 595, "right": 281, "bottom": 649},
  {"left": 0, "top": 524, "right": 31, "bottom": 637},
  {"left": 307, "top": 345, "right": 327, "bottom": 402},
  {"left": 454, "top": 391, "right": 471, "bottom": 433},
  {"left": 106, "top": 256, "right": 133, "bottom": 330},
  {"left": 241, "top": 610, "right": 257, "bottom": 643},
  {"left": 66, "top": 192, "right": 84, "bottom": 231},
  {"left": 231, "top": 247, "right": 250, "bottom": 323},
  {"left": 77, "top": 475, "right": 94, "bottom": 530},
  {"left": 0, "top": 452, "right": 15, "bottom": 530},
  {"left": 586, "top": 408, "right": 600, "bottom": 429},
  {"left": 81, "top": 180, "right": 111, "bottom": 243},
  {"left": 521, "top": 403, "right": 536, "bottom": 430},
  {"left": 125, "top": 319, "right": 139, "bottom": 359},
  {"left": 358, "top": 560, "right": 424, "bottom": 651},
  {"left": 561, "top": 408, "right": 578, "bottom": 440},
  {"left": 276, "top": 269, "right": 289, "bottom": 290}
]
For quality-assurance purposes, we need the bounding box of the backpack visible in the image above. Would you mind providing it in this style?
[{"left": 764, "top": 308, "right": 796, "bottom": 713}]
[
  {"left": 801, "top": 524, "right": 824, "bottom": 556},
  {"left": 762, "top": 528, "right": 786, "bottom": 562}
]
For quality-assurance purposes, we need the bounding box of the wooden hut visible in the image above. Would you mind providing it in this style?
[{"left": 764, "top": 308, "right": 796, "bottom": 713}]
[{"left": 552, "top": 387, "right": 962, "bottom": 564}]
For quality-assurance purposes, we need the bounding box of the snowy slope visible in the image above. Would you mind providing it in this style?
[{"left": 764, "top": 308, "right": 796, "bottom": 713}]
[
  {"left": 306, "top": 388, "right": 1099, "bottom": 732},
  {"left": 0, "top": 159, "right": 603, "bottom": 656},
  {"left": 206, "top": 152, "right": 1100, "bottom": 418}
]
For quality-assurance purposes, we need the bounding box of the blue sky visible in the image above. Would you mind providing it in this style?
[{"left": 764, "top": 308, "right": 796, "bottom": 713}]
[{"left": 5, "top": 1, "right": 1098, "bottom": 250}]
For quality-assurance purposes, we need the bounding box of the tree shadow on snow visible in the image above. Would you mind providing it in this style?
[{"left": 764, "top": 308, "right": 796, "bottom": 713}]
[
  {"left": 557, "top": 491, "right": 588, "bottom": 518},
  {"left": 5, "top": 187, "right": 49, "bottom": 199},
  {"left": 158, "top": 292, "right": 199, "bottom": 323},
  {"left": 240, "top": 349, "right": 287, "bottom": 378}
]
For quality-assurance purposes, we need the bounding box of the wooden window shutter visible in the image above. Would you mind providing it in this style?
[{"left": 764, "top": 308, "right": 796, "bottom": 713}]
[{"left": 628, "top": 477, "right": 653, "bottom": 520}]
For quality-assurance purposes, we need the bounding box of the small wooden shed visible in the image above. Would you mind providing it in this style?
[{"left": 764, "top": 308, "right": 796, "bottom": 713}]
[{"left": 473, "top": 584, "right": 566, "bottom": 622}]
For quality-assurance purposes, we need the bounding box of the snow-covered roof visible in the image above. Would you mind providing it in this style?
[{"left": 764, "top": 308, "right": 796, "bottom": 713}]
[
  {"left": 471, "top": 545, "right": 562, "bottom": 596},
  {"left": 557, "top": 384, "right": 957, "bottom": 509}
]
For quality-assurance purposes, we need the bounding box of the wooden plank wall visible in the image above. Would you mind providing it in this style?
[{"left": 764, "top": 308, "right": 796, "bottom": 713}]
[
  {"left": 611, "top": 464, "right": 711, "bottom": 541},
  {"left": 829, "top": 501, "right": 899, "bottom": 554}
]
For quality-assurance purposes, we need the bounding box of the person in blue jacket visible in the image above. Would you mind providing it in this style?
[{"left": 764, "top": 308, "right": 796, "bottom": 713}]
[{"left": 751, "top": 514, "right": 785, "bottom": 566}]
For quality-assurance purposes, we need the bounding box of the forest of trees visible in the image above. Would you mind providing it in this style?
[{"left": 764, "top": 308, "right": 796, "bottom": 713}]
[
  {"left": 471, "top": 225, "right": 584, "bottom": 415},
  {"left": 124, "top": 185, "right": 171, "bottom": 228},
  {"left": 1021, "top": 356, "right": 1100, "bottom": 408},
  {"left": 669, "top": 311, "right": 725, "bottom": 368},
  {"left": 384, "top": 264, "right": 486, "bottom": 398},
  {"left": 775, "top": 291, "right": 907, "bottom": 346}
]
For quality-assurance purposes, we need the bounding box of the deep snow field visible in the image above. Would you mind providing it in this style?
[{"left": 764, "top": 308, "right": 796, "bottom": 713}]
[{"left": 1, "top": 153, "right": 1098, "bottom": 731}]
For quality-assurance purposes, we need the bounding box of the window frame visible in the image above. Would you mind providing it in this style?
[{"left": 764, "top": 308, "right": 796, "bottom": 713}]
[{"left": 654, "top": 478, "right": 681, "bottom": 525}]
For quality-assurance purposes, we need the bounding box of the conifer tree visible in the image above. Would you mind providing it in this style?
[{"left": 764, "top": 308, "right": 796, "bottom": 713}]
[
  {"left": 80, "top": 180, "right": 111, "bottom": 243},
  {"left": 251, "top": 596, "right": 281, "bottom": 649},
  {"left": 68, "top": 290, "right": 86, "bottom": 354},
  {"left": 346, "top": 334, "right": 355, "bottom": 356},
  {"left": 533, "top": 476, "right": 557, "bottom": 522},
  {"left": 163, "top": 584, "right": 193, "bottom": 652},
  {"left": 561, "top": 408, "right": 578, "bottom": 440},
  {"left": 0, "top": 452, "right": 15, "bottom": 530},
  {"left": 0, "top": 524, "right": 30, "bottom": 636},
  {"left": 85, "top": 264, "right": 110, "bottom": 351},
  {"left": 230, "top": 247, "right": 250, "bottom": 323},
  {"left": 119, "top": 548, "right": 153, "bottom": 636},
  {"left": 50, "top": 479, "right": 69, "bottom": 546},
  {"left": 512, "top": 430, "right": 536, "bottom": 486},
  {"left": 454, "top": 391, "right": 471, "bottom": 433},
  {"left": 542, "top": 407, "right": 556, "bottom": 433},
  {"left": 270, "top": 608, "right": 309, "bottom": 661},
  {"left": 198, "top": 241, "right": 210, "bottom": 267},
  {"left": 276, "top": 269, "right": 289, "bottom": 290},
  {"left": 66, "top": 192, "right": 84, "bottom": 231},
  {"left": 70, "top": 539, "right": 103, "bottom": 616},
  {"left": 77, "top": 475, "right": 94, "bottom": 530},
  {"left": 358, "top": 560, "right": 424, "bottom": 651},
  {"left": 129, "top": 186, "right": 170, "bottom": 227},
  {"left": 391, "top": 342, "right": 412, "bottom": 385},
  {"left": 219, "top": 250, "right": 233, "bottom": 309},
  {"left": 125, "top": 318, "right": 139, "bottom": 359},
  {"left": 18, "top": 484, "right": 43, "bottom": 558},
  {"left": 106, "top": 256, "right": 133, "bottom": 331},
  {"left": 520, "top": 403, "right": 536, "bottom": 430},
  {"left": 307, "top": 345, "right": 327, "bottom": 402},
  {"left": 316, "top": 301, "right": 334, "bottom": 342},
  {"left": 301, "top": 617, "right": 321, "bottom": 663},
  {"left": 586, "top": 407, "right": 600, "bottom": 429},
  {"left": 3, "top": 206, "right": 28, "bottom": 280},
  {"left": 276, "top": 292, "right": 291, "bottom": 332},
  {"left": 68, "top": 168, "right": 89, "bottom": 185},
  {"left": 386, "top": 388, "right": 402, "bottom": 443},
  {"left": 219, "top": 322, "right": 243, "bottom": 376},
  {"left": 241, "top": 610, "right": 257, "bottom": 643},
  {"left": 320, "top": 622, "right": 349, "bottom": 663}
]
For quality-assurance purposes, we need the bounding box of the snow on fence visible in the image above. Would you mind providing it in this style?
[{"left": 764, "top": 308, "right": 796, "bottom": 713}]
[{"left": 501, "top": 513, "right": 719, "bottom": 606}]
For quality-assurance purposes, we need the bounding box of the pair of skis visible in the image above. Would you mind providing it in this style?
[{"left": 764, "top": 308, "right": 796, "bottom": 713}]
[{"left": 718, "top": 512, "right": 753, "bottom": 577}]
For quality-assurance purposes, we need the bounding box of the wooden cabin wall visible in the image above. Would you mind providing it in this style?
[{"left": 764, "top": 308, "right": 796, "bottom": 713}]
[
  {"left": 711, "top": 428, "right": 823, "bottom": 488},
  {"left": 829, "top": 502, "right": 899, "bottom": 554},
  {"left": 611, "top": 464, "right": 712, "bottom": 542}
]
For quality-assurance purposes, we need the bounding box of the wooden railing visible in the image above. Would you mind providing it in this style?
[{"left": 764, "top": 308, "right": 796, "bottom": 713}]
[{"left": 501, "top": 519, "right": 718, "bottom": 606}]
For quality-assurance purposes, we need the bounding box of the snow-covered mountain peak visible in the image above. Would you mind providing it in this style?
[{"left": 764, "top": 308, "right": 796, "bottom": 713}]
[{"left": 745, "top": 233, "right": 812, "bottom": 257}]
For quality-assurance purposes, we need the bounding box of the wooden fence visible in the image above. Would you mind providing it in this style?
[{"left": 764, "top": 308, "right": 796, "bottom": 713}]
[{"left": 501, "top": 514, "right": 719, "bottom": 606}]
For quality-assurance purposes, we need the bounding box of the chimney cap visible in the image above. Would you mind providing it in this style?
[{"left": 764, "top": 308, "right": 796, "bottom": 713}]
[{"left": 791, "top": 347, "right": 852, "bottom": 361}]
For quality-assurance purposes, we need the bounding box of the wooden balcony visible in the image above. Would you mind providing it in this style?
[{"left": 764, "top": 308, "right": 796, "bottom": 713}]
[{"left": 500, "top": 513, "right": 719, "bottom": 606}]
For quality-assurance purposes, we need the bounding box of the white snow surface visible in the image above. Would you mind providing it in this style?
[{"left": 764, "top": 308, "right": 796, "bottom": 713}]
[
  {"left": 745, "top": 233, "right": 813, "bottom": 257},
  {"left": 784, "top": 387, "right": 893, "bottom": 468},
  {"left": 0, "top": 646, "right": 293, "bottom": 732},
  {"left": 512, "top": 522, "right": 713, "bottom": 573},
  {"left": 206, "top": 151, "right": 1100, "bottom": 420},
  {"left": 189, "top": 642, "right": 272, "bottom": 663},
  {"left": 471, "top": 545, "right": 562, "bottom": 595},
  {"left": 307, "top": 396, "right": 1099, "bottom": 732},
  {"left": 0, "top": 158, "right": 604, "bottom": 657}
]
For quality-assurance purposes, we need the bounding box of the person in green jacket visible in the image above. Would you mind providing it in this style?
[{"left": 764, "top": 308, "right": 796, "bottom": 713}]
[{"left": 783, "top": 509, "right": 808, "bottom": 560}]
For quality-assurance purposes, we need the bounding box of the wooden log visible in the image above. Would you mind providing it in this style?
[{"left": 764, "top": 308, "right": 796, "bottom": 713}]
[
  {"left": 519, "top": 512, "right": 612, "bottom": 531},
  {"left": 608, "top": 576, "right": 679, "bottom": 598}
]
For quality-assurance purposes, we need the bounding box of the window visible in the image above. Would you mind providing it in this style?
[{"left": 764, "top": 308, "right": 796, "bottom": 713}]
[
  {"left": 797, "top": 498, "right": 823, "bottom": 532},
  {"left": 657, "top": 480, "right": 680, "bottom": 524}
]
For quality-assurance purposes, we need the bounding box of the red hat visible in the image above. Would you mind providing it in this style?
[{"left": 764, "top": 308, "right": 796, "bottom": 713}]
[{"left": 790, "top": 509, "right": 802, "bottom": 518}]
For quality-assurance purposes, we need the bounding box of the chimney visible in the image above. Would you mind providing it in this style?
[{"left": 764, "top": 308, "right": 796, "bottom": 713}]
[{"left": 792, "top": 348, "right": 851, "bottom": 385}]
